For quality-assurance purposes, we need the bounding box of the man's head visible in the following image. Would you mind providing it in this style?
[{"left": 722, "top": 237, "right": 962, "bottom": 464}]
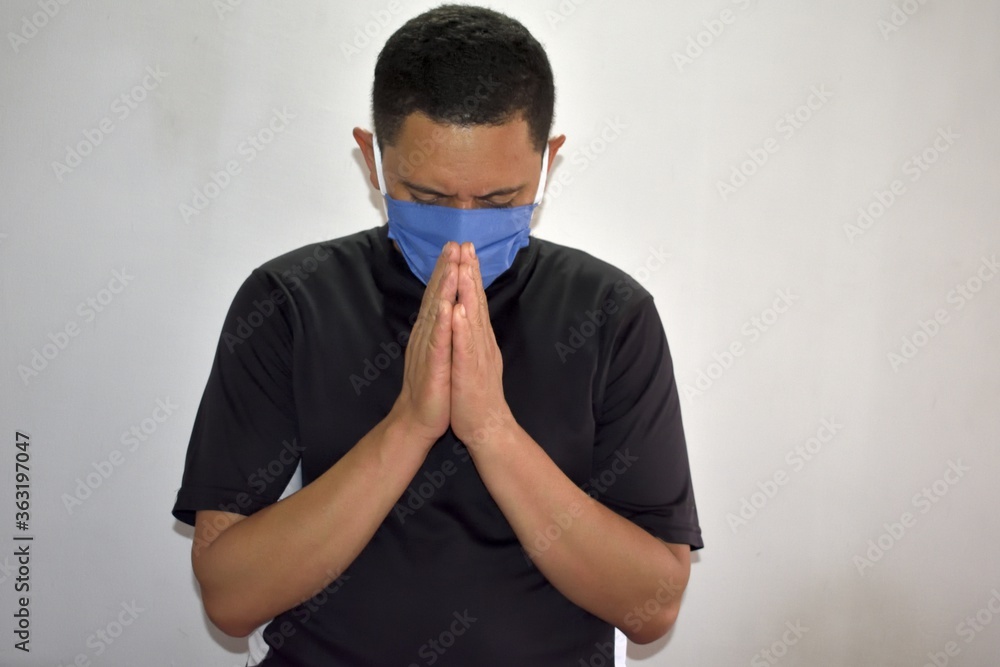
[
  {"left": 374, "top": 4, "right": 554, "bottom": 154},
  {"left": 355, "top": 4, "right": 565, "bottom": 210}
]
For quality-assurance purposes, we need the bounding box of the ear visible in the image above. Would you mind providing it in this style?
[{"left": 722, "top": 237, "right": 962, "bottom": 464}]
[
  {"left": 353, "top": 127, "right": 380, "bottom": 192},
  {"left": 545, "top": 134, "right": 568, "bottom": 177}
]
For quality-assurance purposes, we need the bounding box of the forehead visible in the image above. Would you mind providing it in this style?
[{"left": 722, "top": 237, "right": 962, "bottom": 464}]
[{"left": 387, "top": 112, "right": 538, "bottom": 188}]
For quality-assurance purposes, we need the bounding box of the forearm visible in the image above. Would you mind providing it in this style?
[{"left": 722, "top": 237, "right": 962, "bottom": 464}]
[
  {"left": 468, "top": 419, "right": 689, "bottom": 644},
  {"left": 194, "top": 409, "right": 431, "bottom": 636}
]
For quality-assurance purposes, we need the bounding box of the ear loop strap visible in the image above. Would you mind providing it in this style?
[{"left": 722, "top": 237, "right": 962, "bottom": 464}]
[
  {"left": 372, "top": 134, "right": 388, "bottom": 196},
  {"left": 534, "top": 142, "right": 550, "bottom": 206},
  {"left": 371, "top": 134, "right": 390, "bottom": 220}
]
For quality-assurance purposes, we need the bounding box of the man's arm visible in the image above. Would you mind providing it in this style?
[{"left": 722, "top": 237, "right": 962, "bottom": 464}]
[
  {"left": 191, "top": 244, "right": 462, "bottom": 638},
  {"left": 463, "top": 423, "right": 690, "bottom": 644},
  {"left": 449, "top": 242, "right": 691, "bottom": 644},
  {"left": 193, "top": 412, "right": 432, "bottom": 637}
]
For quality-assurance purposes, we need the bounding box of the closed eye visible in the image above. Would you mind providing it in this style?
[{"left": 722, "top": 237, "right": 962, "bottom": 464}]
[
  {"left": 409, "top": 194, "right": 516, "bottom": 208},
  {"left": 401, "top": 179, "right": 523, "bottom": 208},
  {"left": 483, "top": 199, "right": 515, "bottom": 209}
]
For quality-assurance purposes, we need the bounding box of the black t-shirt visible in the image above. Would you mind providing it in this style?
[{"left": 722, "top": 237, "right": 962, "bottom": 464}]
[{"left": 172, "top": 223, "right": 703, "bottom": 666}]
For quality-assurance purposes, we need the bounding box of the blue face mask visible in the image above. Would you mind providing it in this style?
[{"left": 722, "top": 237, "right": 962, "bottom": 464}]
[{"left": 373, "top": 134, "right": 549, "bottom": 288}]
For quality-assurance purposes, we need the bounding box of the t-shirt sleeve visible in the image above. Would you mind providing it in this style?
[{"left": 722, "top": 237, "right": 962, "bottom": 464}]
[
  {"left": 171, "top": 269, "right": 301, "bottom": 528},
  {"left": 591, "top": 294, "right": 704, "bottom": 551}
]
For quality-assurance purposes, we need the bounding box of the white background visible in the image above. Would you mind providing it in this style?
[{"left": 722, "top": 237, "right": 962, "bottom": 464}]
[{"left": 2, "top": 1, "right": 999, "bottom": 665}]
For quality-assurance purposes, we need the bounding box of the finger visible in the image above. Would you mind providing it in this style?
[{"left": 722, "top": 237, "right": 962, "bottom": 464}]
[
  {"left": 451, "top": 301, "right": 476, "bottom": 374},
  {"left": 439, "top": 243, "right": 460, "bottom": 303},
  {"left": 457, "top": 243, "right": 480, "bottom": 327},
  {"left": 412, "top": 260, "right": 456, "bottom": 374},
  {"left": 457, "top": 263, "right": 491, "bottom": 382},
  {"left": 468, "top": 243, "right": 488, "bottom": 314},
  {"left": 420, "top": 241, "right": 459, "bottom": 315},
  {"left": 459, "top": 242, "right": 481, "bottom": 324},
  {"left": 415, "top": 241, "right": 457, "bottom": 348},
  {"left": 470, "top": 247, "right": 493, "bottom": 344},
  {"left": 427, "top": 294, "right": 454, "bottom": 365},
  {"left": 460, "top": 244, "right": 496, "bottom": 352},
  {"left": 411, "top": 244, "right": 457, "bottom": 355}
]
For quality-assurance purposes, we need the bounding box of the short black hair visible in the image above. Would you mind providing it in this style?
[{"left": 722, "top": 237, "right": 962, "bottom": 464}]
[{"left": 373, "top": 4, "right": 555, "bottom": 154}]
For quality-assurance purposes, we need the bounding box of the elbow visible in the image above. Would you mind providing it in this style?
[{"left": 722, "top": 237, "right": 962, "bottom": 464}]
[
  {"left": 624, "top": 541, "right": 692, "bottom": 644},
  {"left": 190, "top": 511, "right": 262, "bottom": 637},
  {"left": 214, "top": 618, "right": 257, "bottom": 639},
  {"left": 622, "top": 604, "right": 680, "bottom": 645},
  {"left": 194, "top": 566, "right": 258, "bottom": 638},
  {"left": 202, "top": 592, "right": 258, "bottom": 638}
]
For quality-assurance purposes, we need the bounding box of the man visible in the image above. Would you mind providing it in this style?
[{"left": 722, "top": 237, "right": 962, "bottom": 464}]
[{"left": 171, "top": 5, "right": 703, "bottom": 665}]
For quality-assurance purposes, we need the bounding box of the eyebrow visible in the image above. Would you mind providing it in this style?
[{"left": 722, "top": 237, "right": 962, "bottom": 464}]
[{"left": 399, "top": 179, "right": 525, "bottom": 199}]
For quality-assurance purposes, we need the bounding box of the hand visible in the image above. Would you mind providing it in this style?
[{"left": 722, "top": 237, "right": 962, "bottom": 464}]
[
  {"left": 450, "top": 242, "right": 514, "bottom": 450},
  {"left": 389, "top": 242, "right": 459, "bottom": 447}
]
